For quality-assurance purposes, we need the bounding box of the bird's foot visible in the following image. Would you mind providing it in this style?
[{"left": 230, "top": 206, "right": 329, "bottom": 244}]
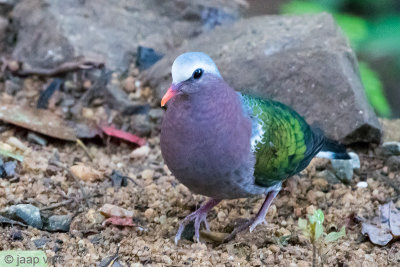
[
  {"left": 249, "top": 217, "right": 267, "bottom": 232},
  {"left": 223, "top": 190, "right": 280, "bottom": 243},
  {"left": 175, "top": 198, "right": 220, "bottom": 245}
]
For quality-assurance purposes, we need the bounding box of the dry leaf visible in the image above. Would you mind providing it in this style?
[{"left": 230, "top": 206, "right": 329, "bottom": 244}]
[
  {"left": 0, "top": 103, "right": 77, "bottom": 141},
  {"left": 361, "top": 201, "right": 400, "bottom": 246},
  {"left": 99, "top": 204, "right": 134, "bottom": 218},
  {"left": 70, "top": 164, "right": 103, "bottom": 182}
]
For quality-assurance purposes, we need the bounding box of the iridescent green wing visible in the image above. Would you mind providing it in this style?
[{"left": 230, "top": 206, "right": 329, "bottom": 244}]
[{"left": 240, "top": 94, "right": 324, "bottom": 188}]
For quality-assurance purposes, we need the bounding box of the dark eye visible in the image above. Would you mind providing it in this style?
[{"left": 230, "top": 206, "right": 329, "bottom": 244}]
[{"left": 192, "top": 68, "right": 203, "bottom": 80}]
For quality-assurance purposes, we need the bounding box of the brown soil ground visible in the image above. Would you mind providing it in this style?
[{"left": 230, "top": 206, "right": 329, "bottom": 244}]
[{"left": 0, "top": 77, "right": 399, "bottom": 267}]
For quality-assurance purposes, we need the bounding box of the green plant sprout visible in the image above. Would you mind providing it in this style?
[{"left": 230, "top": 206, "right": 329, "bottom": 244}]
[{"left": 298, "top": 209, "right": 346, "bottom": 266}]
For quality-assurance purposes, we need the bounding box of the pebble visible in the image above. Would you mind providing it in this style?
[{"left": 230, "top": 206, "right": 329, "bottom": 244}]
[
  {"left": 46, "top": 214, "right": 72, "bottom": 232},
  {"left": 381, "top": 142, "right": 400, "bottom": 156},
  {"left": 306, "top": 205, "right": 316, "bottom": 215},
  {"left": 144, "top": 208, "right": 154, "bottom": 220},
  {"left": 141, "top": 169, "right": 154, "bottom": 180},
  {"left": 33, "top": 238, "right": 49, "bottom": 249},
  {"left": 277, "top": 227, "right": 291, "bottom": 237},
  {"left": 27, "top": 133, "right": 47, "bottom": 146},
  {"left": 159, "top": 215, "right": 167, "bottom": 224},
  {"left": 269, "top": 244, "right": 280, "bottom": 253},
  {"left": 2, "top": 161, "right": 17, "bottom": 178},
  {"left": 330, "top": 159, "right": 353, "bottom": 184},
  {"left": 4, "top": 204, "right": 43, "bottom": 229},
  {"left": 356, "top": 181, "right": 368, "bottom": 188},
  {"left": 99, "top": 204, "right": 134, "bottom": 218},
  {"left": 123, "top": 76, "right": 136, "bottom": 92},
  {"left": 315, "top": 170, "right": 341, "bottom": 184},
  {"left": 386, "top": 156, "right": 400, "bottom": 172},
  {"left": 130, "top": 145, "right": 150, "bottom": 159}
]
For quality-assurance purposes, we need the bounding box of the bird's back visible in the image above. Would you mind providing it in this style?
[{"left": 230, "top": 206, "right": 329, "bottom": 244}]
[{"left": 240, "top": 94, "right": 325, "bottom": 188}]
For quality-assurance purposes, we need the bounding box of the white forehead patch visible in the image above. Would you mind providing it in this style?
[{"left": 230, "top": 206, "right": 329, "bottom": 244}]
[{"left": 171, "top": 52, "right": 221, "bottom": 84}]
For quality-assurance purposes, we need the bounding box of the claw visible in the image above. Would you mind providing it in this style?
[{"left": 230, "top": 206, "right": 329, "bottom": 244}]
[
  {"left": 249, "top": 218, "right": 267, "bottom": 232},
  {"left": 175, "top": 199, "right": 220, "bottom": 244}
]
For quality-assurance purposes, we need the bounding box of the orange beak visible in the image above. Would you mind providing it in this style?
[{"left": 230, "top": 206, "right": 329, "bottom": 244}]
[{"left": 161, "top": 87, "right": 176, "bottom": 107}]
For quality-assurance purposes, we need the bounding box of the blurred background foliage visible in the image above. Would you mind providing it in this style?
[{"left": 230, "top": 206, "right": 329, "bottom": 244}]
[{"left": 279, "top": 0, "right": 400, "bottom": 117}]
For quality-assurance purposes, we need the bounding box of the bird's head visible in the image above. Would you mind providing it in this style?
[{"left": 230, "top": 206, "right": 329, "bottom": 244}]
[{"left": 161, "top": 52, "right": 222, "bottom": 106}]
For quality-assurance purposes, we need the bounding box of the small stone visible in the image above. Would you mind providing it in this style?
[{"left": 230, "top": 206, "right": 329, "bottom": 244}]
[
  {"left": 3, "top": 161, "right": 17, "bottom": 177},
  {"left": 11, "top": 230, "right": 23, "bottom": 241},
  {"left": 82, "top": 108, "right": 94, "bottom": 119},
  {"left": 356, "top": 181, "right": 368, "bottom": 188},
  {"left": 144, "top": 208, "right": 154, "bottom": 220},
  {"left": 306, "top": 205, "right": 316, "bottom": 215},
  {"left": 70, "top": 164, "right": 103, "bottom": 182},
  {"left": 159, "top": 215, "right": 167, "bottom": 224},
  {"left": 298, "top": 260, "right": 310, "bottom": 267},
  {"left": 130, "top": 145, "right": 150, "bottom": 159},
  {"left": 386, "top": 156, "right": 400, "bottom": 172},
  {"left": 162, "top": 255, "right": 172, "bottom": 265},
  {"left": 330, "top": 158, "right": 354, "bottom": 184},
  {"left": 4, "top": 204, "right": 43, "bottom": 229},
  {"left": 141, "top": 169, "right": 154, "bottom": 180},
  {"left": 269, "top": 244, "right": 280, "bottom": 253},
  {"left": 83, "top": 79, "right": 92, "bottom": 89},
  {"left": 381, "top": 142, "right": 400, "bottom": 156},
  {"left": 99, "top": 204, "right": 134, "bottom": 218},
  {"left": 348, "top": 152, "right": 360, "bottom": 170},
  {"left": 27, "top": 133, "right": 47, "bottom": 146},
  {"left": 5, "top": 80, "right": 22, "bottom": 95},
  {"left": 7, "top": 61, "right": 19, "bottom": 72},
  {"left": 277, "top": 227, "right": 291, "bottom": 237},
  {"left": 33, "top": 238, "right": 49, "bottom": 249},
  {"left": 315, "top": 170, "right": 341, "bottom": 184},
  {"left": 86, "top": 209, "right": 106, "bottom": 226},
  {"left": 46, "top": 214, "right": 72, "bottom": 232},
  {"left": 123, "top": 76, "right": 136, "bottom": 92}
]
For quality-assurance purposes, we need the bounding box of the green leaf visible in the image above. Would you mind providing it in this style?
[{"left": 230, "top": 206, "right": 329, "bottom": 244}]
[
  {"left": 325, "top": 226, "right": 346, "bottom": 243},
  {"left": 362, "top": 15, "right": 400, "bottom": 58},
  {"left": 333, "top": 13, "right": 368, "bottom": 49},
  {"left": 0, "top": 149, "right": 24, "bottom": 162},
  {"left": 315, "top": 222, "right": 324, "bottom": 240},
  {"left": 310, "top": 209, "right": 324, "bottom": 225},
  {"left": 359, "top": 61, "right": 392, "bottom": 117},
  {"left": 280, "top": 1, "right": 326, "bottom": 14}
]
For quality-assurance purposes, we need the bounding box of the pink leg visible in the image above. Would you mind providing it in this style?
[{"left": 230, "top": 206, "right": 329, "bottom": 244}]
[
  {"left": 175, "top": 198, "right": 221, "bottom": 244},
  {"left": 224, "top": 190, "right": 279, "bottom": 242}
]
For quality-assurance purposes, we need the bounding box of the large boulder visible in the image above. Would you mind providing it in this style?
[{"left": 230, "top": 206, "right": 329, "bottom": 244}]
[
  {"left": 11, "top": 0, "right": 246, "bottom": 71},
  {"left": 146, "top": 13, "right": 381, "bottom": 144}
]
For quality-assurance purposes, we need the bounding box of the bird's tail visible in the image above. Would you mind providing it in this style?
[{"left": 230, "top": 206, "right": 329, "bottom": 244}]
[{"left": 316, "top": 138, "right": 351, "bottom": 160}]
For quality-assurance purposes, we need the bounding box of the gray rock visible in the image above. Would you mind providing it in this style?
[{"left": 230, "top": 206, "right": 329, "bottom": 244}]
[
  {"left": 315, "top": 170, "right": 341, "bottom": 184},
  {"left": 386, "top": 156, "right": 400, "bottom": 172},
  {"left": 146, "top": 13, "right": 381, "bottom": 144},
  {"left": 381, "top": 142, "right": 400, "bottom": 156},
  {"left": 4, "top": 204, "right": 43, "bottom": 229},
  {"left": 33, "top": 238, "right": 49, "bottom": 249},
  {"left": 46, "top": 214, "right": 72, "bottom": 232},
  {"left": 11, "top": 0, "right": 245, "bottom": 71},
  {"left": 3, "top": 160, "right": 16, "bottom": 177},
  {"left": 331, "top": 159, "right": 353, "bottom": 184},
  {"left": 348, "top": 152, "right": 361, "bottom": 170}
]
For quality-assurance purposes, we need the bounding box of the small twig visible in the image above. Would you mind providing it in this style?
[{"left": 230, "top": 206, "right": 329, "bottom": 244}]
[
  {"left": 40, "top": 199, "right": 74, "bottom": 211},
  {"left": 4, "top": 59, "right": 104, "bottom": 77},
  {"left": 52, "top": 161, "right": 92, "bottom": 209},
  {"left": 76, "top": 139, "right": 94, "bottom": 161}
]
